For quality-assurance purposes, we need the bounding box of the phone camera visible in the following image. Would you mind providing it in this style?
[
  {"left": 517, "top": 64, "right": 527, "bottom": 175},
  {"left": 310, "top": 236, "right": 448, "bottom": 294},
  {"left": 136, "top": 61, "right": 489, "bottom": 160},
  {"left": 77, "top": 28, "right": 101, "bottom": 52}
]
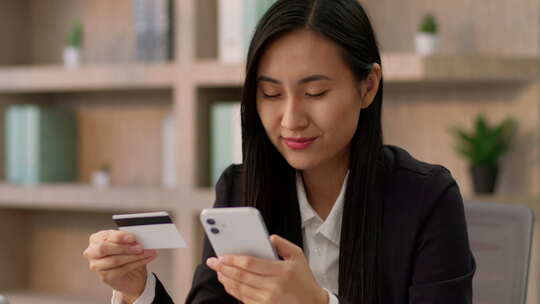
[
  {"left": 210, "top": 227, "right": 220, "bottom": 234},
  {"left": 206, "top": 218, "right": 216, "bottom": 225}
]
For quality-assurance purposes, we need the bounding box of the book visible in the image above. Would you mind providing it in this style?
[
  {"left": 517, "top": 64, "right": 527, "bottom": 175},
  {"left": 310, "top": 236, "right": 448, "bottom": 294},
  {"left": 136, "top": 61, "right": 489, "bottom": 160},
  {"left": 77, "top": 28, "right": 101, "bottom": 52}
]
[
  {"left": 162, "top": 111, "right": 177, "bottom": 188},
  {"left": 4, "top": 105, "right": 77, "bottom": 185},
  {"left": 210, "top": 102, "right": 242, "bottom": 186},
  {"left": 5, "top": 106, "right": 21, "bottom": 183},
  {"left": 218, "top": 0, "right": 244, "bottom": 63},
  {"left": 133, "top": 0, "right": 174, "bottom": 62},
  {"left": 218, "top": 0, "right": 276, "bottom": 63}
]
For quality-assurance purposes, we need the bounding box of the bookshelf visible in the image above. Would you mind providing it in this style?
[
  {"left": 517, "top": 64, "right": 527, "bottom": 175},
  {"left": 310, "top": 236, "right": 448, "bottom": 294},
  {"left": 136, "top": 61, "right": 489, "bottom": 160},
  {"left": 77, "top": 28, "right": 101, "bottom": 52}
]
[{"left": 0, "top": 0, "right": 539, "bottom": 303}]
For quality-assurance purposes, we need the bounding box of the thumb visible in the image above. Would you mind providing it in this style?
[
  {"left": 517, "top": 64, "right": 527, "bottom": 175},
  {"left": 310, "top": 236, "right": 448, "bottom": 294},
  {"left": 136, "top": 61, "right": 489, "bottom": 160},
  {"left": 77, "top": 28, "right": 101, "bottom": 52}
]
[{"left": 270, "top": 234, "right": 301, "bottom": 260}]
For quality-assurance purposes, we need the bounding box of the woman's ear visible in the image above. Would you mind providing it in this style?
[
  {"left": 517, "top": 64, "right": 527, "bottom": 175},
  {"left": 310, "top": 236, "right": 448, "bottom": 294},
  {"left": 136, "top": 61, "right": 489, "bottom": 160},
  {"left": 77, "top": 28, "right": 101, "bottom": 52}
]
[{"left": 359, "top": 63, "right": 382, "bottom": 109}]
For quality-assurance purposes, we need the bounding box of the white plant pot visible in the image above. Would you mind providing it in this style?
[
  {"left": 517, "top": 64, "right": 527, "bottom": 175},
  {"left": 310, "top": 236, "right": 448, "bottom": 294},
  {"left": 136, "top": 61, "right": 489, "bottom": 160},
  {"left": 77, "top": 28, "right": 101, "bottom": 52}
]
[
  {"left": 415, "top": 33, "right": 439, "bottom": 56},
  {"left": 62, "top": 46, "right": 81, "bottom": 68},
  {"left": 0, "top": 295, "right": 9, "bottom": 304},
  {"left": 92, "top": 171, "right": 110, "bottom": 189}
]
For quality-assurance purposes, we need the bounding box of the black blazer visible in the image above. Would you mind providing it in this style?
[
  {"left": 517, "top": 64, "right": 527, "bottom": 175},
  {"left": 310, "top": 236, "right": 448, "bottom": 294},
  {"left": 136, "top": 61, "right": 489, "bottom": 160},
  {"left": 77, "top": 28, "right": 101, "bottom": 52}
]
[{"left": 154, "top": 145, "right": 475, "bottom": 303}]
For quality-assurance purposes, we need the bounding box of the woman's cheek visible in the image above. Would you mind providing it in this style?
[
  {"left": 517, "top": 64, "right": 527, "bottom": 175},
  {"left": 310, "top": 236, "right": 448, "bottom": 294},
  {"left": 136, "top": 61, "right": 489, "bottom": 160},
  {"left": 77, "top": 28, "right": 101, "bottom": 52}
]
[
  {"left": 259, "top": 102, "right": 280, "bottom": 127},
  {"left": 257, "top": 102, "right": 280, "bottom": 144},
  {"left": 317, "top": 101, "right": 359, "bottom": 142}
]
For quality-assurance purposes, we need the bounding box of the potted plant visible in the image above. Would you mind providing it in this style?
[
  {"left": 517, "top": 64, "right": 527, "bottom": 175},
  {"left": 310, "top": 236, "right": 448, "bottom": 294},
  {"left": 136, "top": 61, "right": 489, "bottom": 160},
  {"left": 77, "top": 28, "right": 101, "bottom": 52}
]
[
  {"left": 92, "top": 163, "right": 111, "bottom": 189},
  {"left": 63, "top": 20, "right": 83, "bottom": 68},
  {"left": 415, "top": 13, "right": 439, "bottom": 56},
  {"left": 450, "top": 115, "right": 517, "bottom": 194}
]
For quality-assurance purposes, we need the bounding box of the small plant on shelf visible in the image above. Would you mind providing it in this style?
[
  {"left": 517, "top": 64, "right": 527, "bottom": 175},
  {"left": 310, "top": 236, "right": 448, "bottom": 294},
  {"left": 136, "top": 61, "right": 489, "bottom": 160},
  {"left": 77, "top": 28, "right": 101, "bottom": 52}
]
[
  {"left": 450, "top": 114, "right": 517, "bottom": 194},
  {"left": 63, "top": 20, "right": 84, "bottom": 68},
  {"left": 92, "top": 163, "right": 111, "bottom": 189},
  {"left": 415, "top": 13, "right": 439, "bottom": 56}
]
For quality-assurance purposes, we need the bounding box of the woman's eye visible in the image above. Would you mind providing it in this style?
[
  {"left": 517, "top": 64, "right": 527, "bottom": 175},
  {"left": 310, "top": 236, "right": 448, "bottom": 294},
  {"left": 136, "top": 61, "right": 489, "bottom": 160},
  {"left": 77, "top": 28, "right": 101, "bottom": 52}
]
[
  {"left": 262, "top": 92, "right": 281, "bottom": 99},
  {"left": 306, "top": 90, "right": 328, "bottom": 98}
]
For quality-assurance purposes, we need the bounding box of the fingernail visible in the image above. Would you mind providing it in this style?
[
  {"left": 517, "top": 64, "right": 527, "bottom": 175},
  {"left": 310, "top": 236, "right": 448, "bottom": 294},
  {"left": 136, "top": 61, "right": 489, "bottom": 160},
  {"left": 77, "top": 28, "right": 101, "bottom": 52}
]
[
  {"left": 129, "top": 245, "right": 143, "bottom": 253},
  {"left": 207, "top": 258, "right": 217, "bottom": 268},
  {"left": 124, "top": 235, "right": 135, "bottom": 242}
]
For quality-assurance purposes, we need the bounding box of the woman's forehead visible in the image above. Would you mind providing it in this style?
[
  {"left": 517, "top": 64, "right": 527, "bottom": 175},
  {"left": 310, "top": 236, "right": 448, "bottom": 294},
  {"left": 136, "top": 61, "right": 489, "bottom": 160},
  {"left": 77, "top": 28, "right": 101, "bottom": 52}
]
[{"left": 257, "top": 29, "right": 351, "bottom": 80}]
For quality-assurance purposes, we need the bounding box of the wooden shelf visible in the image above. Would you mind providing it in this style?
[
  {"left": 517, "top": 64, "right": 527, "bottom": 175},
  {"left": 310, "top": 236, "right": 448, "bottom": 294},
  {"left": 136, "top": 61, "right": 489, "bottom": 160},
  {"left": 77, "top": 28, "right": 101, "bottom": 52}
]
[
  {"left": 466, "top": 195, "right": 537, "bottom": 205},
  {"left": 190, "top": 54, "right": 539, "bottom": 87},
  {"left": 193, "top": 188, "right": 216, "bottom": 206},
  {"left": 0, "top": 183, "right": 179, "bottom": 212},
  {"left": 191, "top": 60, "right": 245, "bottom": 86},
  {"left": 466, "top": 195, "right": 540, "bottom": 212},
  {"left": 0, "top": 63, "right": 177, "bottom": 93},
  {"left": 1, "top": 290, "right": 106, "bottom": 304},
  {"left": 382, "top": 53, "right": 539, "bottom": 82},
  {"left": 0, "top": 55, "right": 534, "bottom": 93}
]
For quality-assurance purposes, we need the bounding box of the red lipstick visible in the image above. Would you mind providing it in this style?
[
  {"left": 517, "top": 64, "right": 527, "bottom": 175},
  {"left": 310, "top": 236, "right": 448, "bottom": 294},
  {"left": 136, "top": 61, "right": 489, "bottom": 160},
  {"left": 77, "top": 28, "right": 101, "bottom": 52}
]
[{"left": 282, "top": 136, "right": 317, "bottom": 150}]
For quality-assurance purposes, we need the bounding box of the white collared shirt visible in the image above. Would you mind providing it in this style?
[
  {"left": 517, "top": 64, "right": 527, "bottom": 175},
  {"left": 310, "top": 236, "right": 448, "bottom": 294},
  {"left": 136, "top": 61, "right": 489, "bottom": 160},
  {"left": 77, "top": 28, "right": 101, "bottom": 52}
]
[
  {"left": 297, "top": 171, "right": 346, "bottom": 304},
  {"left": 112, "top": 171, "right": 347, "bottom": 304}
]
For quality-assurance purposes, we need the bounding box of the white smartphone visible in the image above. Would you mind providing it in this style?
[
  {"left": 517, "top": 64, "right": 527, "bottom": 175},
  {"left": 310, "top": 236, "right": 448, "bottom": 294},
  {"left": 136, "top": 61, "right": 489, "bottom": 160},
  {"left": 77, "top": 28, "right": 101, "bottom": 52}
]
[{"left": 200, "top": 207, "right": 279, "bottom": 260}]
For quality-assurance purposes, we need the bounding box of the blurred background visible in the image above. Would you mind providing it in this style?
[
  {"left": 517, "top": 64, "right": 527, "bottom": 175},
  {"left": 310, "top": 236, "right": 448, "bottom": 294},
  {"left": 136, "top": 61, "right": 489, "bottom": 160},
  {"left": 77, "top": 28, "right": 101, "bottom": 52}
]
[{"left": 0, "top": 0, "right": 538, "bottom": 303}]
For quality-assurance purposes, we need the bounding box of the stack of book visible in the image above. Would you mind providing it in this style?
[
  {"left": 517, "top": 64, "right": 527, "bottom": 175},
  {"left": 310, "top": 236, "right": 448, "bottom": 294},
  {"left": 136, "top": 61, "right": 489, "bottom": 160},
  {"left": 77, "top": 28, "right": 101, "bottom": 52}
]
[{"left": 5, "top": 105, "right": 77, "bottom": 185}]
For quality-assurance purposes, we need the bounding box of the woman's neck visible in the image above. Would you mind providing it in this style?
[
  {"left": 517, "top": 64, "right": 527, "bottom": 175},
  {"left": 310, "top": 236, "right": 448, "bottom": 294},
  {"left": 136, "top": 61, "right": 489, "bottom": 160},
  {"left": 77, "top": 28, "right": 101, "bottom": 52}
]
[{"left": 301, "top": 150, "right": 349, "bottom": 221}]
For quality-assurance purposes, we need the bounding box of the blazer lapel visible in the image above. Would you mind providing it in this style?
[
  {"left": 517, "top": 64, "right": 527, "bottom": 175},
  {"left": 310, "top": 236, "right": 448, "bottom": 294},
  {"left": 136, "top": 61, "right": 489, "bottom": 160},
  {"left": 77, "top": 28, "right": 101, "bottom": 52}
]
[{"left": 274, "top": 179, "right": 304, "bottom": 251}]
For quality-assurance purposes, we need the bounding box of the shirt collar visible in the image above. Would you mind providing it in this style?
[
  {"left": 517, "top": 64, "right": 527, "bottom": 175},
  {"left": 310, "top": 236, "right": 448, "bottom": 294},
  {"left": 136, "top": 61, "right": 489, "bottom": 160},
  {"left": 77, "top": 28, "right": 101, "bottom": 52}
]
[{"left": 296, "top": 171, "right": 348, "bottom": 246}]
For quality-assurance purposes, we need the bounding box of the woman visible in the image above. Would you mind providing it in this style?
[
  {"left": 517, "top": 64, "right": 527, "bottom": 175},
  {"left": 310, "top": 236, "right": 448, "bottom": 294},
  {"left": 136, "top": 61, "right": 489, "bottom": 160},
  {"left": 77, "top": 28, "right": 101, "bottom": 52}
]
[{"left": 83, "top": 0, "right": 475, "bottom": 303}]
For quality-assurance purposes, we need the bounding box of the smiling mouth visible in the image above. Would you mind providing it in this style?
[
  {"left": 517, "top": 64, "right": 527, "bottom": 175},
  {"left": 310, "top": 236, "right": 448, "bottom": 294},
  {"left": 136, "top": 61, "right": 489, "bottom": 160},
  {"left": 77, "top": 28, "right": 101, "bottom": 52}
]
[{"left": 281, "top": 136, "right": 318, "bottom": 150}]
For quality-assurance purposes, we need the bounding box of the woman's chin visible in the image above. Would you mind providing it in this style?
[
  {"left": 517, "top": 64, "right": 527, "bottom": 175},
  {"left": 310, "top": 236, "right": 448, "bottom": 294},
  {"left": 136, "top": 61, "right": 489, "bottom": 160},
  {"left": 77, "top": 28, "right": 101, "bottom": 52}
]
[{"left": 283, "top": 155, "right": 321, "bottom": 171}]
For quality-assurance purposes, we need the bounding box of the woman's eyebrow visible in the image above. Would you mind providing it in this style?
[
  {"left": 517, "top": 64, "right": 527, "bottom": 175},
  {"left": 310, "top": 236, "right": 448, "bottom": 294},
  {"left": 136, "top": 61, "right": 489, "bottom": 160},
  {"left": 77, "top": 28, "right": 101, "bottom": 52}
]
[
  {"left": 257, "top": 75, "right": 281, "bottom": 84},
  {"left": 257, "top": 74, "right": 333, "bottom": 84},
  {"left": 298, "top": 74, "right": 332, "bottom": 84}
]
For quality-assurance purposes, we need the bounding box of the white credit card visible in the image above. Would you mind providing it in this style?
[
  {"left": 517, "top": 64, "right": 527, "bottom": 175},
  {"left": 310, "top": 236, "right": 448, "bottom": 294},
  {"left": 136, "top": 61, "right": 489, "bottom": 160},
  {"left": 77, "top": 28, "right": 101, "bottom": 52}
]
[{"left": 112, "top": 211, "right": 186, "bottom": 249}]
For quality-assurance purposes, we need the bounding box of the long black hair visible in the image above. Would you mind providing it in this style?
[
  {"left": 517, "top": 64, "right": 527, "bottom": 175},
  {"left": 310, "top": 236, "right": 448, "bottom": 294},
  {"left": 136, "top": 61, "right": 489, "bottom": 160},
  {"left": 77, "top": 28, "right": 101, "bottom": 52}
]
[{"left": 241, "top": 0, "right": 386, "bottom": 302}]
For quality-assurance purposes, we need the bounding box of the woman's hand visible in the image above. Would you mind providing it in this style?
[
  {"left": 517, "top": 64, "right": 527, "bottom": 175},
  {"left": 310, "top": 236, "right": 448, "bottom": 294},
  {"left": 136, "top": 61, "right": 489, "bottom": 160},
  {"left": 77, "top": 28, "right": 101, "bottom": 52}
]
[
  {"left": 82, "top": 230, "right": 158, "bottom": 303},
  {"left": 207, "top": 235, "right": 329, "bottom": 304}
]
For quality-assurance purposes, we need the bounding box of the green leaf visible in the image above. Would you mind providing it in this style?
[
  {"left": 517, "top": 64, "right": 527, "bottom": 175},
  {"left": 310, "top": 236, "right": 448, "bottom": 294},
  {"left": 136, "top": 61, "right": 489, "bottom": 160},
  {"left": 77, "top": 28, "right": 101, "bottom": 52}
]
[
  {"left": 419, "top": 14, "right": 438, "bottom": 34},
  {"left": 66, "top": 20, "right": 83, "bottom": 48},
  {"left": 449, "top": 114, "right": 518, "bottom": 166},
  {"left": 451, "top": 128, "right": 474, "bottom": 144}
]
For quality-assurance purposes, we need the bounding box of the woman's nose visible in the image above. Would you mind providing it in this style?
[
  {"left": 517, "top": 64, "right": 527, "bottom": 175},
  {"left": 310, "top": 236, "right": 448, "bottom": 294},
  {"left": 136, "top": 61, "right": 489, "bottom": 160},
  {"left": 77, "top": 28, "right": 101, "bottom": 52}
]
[{"left": 280, "top": 97, "right": 309, "bottom": 130}]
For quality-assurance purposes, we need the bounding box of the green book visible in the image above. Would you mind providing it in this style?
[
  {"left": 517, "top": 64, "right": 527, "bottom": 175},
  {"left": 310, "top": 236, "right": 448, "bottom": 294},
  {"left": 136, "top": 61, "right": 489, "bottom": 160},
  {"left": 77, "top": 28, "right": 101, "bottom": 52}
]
[
  {"left": 210, "top": 102, "right": 242, "bottom": 186},
  {"left": 5, "top": 106, "right": 22, "bottom": 182},
  {"left": 5, "top": 105, "right": 77, "bottom": 185}
]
